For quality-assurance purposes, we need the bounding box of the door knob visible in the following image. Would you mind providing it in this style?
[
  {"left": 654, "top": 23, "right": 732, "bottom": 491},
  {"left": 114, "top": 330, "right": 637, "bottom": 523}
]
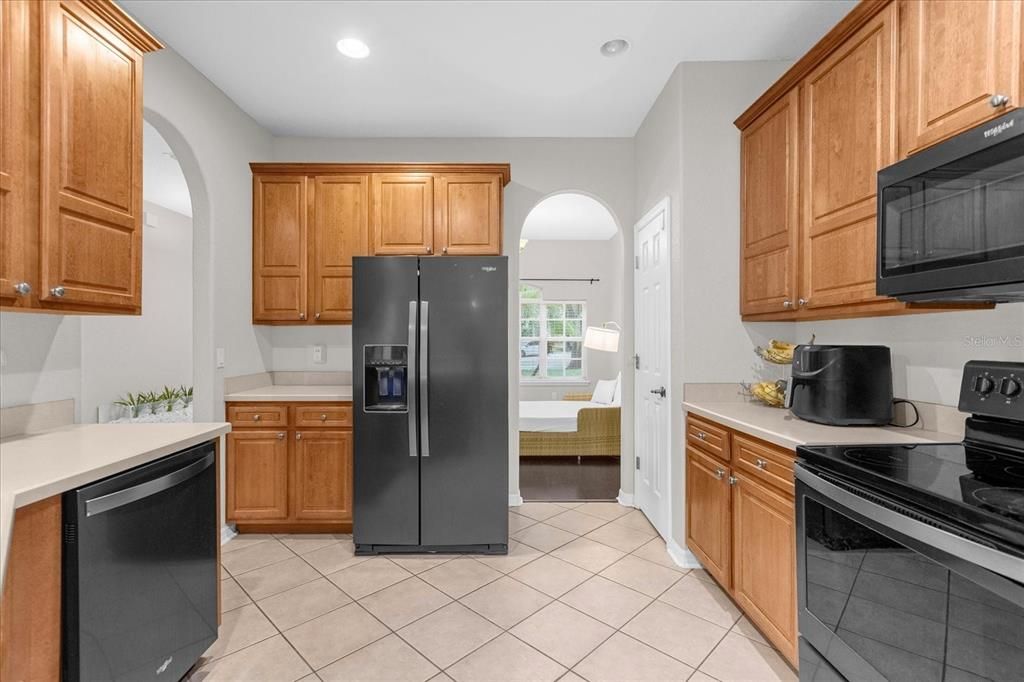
[
  {"left": 714, "top": 468, "right": 725, "bottom": 480},
  {"left": 990, "top": 94, "right": 1010, "bottom": 108},
  {"left": 696, "top": 431, "right": 707, "bottom": 440},
  {"left": 755, "top": 458, "right": 768, "bottom": 470},
  {"left": 13, "top": 282, "right": 31, "bottom": 296},
  {"left": 442, "top": 246, "right": 448, "bottom": 255},
  {"left": 315, "top": 312, "right": 321, "bottom": 320},
  {"left": 650, "top": 387, "right": 666, "bottom": 398},
  {"left": 426, "top": 246, "right": 432, "bottom": 254},
  {"left": 296, "top": 433, "right": 302, "bottom": 440},
  {"left": 252, "top": 414, "right": 261, "bottom": 421},
  {"left": 276, "top": 432, "right": 285, "bottom": 440},
  {"left": 50, "top": 286, "right": 66, "bottom": 298},
  {"left": 798, "top": 298, "right": 809, "bottom": 307},
  {"left": 320, "top": 413, "right": 327, "bottom": 421},
  {"left": 782, "top": 300, "right": 793, "bottom": 309},
  {"left": 299, "top": 312, "right": 306, "bottom": 320},
  {"left": 728, "top": 475, "right": 739, "bottom": 486}
]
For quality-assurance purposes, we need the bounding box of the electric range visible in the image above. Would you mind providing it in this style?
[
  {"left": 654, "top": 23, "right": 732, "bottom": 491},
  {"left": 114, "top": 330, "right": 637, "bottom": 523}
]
[{"left": 794, "top": 360, "right": 1024, "bottom": 682}]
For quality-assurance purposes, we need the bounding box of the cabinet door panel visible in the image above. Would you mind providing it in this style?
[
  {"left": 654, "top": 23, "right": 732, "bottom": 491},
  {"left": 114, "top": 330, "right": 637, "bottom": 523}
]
[
  {"left": 39, "top": 0, "right": 143, "bottom": 311},
  {"left": 0, "top": 0, "right": 31, "bottom": 308},
  {"left": 435, "top": 173, "right": 501, "bottom": 255},
  {"left": 802, "top": 6, "right": 896, "bottom": 311},
  {"left": 292, "top": 430, "right": 352, "bottom": 522},
  {"left": 312, "top": 175, "right": 368, "bottom": 323},
  {"left": 900, "top": 0, "right": 1022, "bottom": 155},
  {"left": 253, "top": 175, "right": 307, "bottom": 322},
  {"left": 740, "top": 90, "right": 799, "bottom": 316},
  {"left": 732, "top": 475, "right": 797, "bottom": 666},
  {"left": 685, "top": 446, "right": 732, "bottom": 588},
  {"left": 371, "top": 173, "right": 434, "bottom": 255},
  {"left": 227, "top": 431, "right": 289, "bottom": 521}
]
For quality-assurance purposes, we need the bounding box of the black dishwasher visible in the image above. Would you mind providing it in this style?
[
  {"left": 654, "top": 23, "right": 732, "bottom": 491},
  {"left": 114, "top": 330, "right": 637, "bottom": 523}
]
[{"left": 63, "top": 441, "right": 218, "bottom": 682}]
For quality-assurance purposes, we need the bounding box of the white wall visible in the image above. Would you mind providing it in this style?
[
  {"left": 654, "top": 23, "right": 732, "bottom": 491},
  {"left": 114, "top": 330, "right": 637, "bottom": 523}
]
[
  {"left": 269, "top": 136, "right": 636, "bottom": 500},
  {"left": 79, "top": 202, "right": 194, "bottom": 422},
  {"left": 518, "top": 238, "right": 623, "bottom": 401},
  {"left": 0, "top": 313, "right": 82, "bottom": 417}
]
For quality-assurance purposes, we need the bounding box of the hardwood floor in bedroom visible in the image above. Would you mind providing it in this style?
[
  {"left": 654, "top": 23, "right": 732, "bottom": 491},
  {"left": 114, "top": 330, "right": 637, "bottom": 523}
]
[{"left": 520, "top": 456, "right": 620, "bottom": 501}]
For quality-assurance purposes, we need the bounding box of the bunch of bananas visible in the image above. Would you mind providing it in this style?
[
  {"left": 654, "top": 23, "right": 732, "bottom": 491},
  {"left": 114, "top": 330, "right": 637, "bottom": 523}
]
[
  {"left": 755, "top": 339, "right": 798, "bottom": 365},
  {"left": 748, "top": 380, "right": 787, "bottom": 408}
]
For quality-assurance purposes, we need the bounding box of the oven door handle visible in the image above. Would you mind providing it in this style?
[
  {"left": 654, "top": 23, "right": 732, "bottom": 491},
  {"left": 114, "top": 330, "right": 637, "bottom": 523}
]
[{"left": 796, "top": 463, "right": 1024, "bottom": 583}]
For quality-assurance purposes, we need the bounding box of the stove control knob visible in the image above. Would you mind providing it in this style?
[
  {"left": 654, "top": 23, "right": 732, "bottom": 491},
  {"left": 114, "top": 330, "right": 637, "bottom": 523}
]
[
  {"left": 973, "top": 375, "right": 996, "bottom": 395},
  {"left": 999, "top": 377, "right": 1022, "bottom": 398}
]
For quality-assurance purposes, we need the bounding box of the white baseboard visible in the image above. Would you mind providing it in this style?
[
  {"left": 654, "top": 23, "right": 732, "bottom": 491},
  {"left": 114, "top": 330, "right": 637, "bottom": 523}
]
[
  {"left": 220, "top": 524, "right": 237, "bottom": 545},
  {"left": 666, "top": 538, "right": 702, "bottom": 569},
  {"left": 616, "top": 490, "right": 634, "bottom": 507},
  {"left": 508, "top": 492, "right": 524, "bottom": 506}
]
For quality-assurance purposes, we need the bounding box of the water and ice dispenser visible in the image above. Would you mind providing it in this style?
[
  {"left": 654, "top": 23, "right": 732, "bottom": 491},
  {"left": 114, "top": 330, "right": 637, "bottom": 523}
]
[{"left": 364, "top": 345, "right": 408, "bottom": 412}]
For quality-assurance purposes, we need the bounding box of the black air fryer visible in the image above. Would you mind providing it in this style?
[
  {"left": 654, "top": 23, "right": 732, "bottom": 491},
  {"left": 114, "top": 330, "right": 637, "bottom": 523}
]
[{"left": 787, "top": 345, "right": 893, "bottom": 426}]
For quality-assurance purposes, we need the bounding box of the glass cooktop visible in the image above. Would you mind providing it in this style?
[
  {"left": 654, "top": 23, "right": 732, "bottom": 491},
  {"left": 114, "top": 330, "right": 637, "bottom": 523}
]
[{"left": 798, "top": 441, "right": 1024, "bottom": 552}]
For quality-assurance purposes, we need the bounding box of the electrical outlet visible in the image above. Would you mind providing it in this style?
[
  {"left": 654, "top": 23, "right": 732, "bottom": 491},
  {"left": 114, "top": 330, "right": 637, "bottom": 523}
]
[
  {"left": 312, "top": 344, "right": 325, "bottom": 364},
  {"left": 215, "top": 347, "right": 225, "bottom": 369}
]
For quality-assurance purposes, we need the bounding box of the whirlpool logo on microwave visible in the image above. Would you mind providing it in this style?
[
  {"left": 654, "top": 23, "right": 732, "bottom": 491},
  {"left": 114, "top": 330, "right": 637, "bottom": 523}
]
[{"left": 983, "top": 119, "right": 1015, "bottom": 138}]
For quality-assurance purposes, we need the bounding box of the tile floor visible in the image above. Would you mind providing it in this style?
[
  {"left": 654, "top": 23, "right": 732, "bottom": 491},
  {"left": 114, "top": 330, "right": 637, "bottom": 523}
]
[{"left": 193, "top": 502, "right": 796, "bottom": 681}]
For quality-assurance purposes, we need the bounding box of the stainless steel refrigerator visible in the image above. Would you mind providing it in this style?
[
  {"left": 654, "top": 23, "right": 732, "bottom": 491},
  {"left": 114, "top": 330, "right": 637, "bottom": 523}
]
[{"left": 353, "top": 256, "right": 509, "bottom": 554}]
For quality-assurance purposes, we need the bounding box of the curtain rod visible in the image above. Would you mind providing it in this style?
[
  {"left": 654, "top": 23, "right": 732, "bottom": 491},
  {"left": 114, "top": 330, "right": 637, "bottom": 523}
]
[{"left": 521, "top": 278, "right": 601, "bottom": 284}]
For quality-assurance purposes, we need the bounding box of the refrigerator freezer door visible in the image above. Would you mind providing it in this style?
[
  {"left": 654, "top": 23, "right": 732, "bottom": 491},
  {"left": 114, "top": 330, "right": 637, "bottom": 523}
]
[
  {"left": 353, "top": 256, "right": 420, "bottom": 547},
  {"left": 418, "top": 257, "right": 509, "bottom": 548}
]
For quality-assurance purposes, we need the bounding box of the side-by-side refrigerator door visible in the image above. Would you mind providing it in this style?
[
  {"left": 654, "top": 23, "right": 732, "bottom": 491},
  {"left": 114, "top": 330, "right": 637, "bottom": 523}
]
[
  {"left": 418, "top": 257, "right": 509, "bottom": 548},
  {"left": 353, "top": 256, "right": 420, "bottom": 548}
]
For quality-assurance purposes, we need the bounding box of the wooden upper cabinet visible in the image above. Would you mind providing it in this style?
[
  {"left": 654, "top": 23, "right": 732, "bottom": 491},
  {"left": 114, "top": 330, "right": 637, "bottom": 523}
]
[
  {"left": 38, "top": 0, "right": 147, "bottom": 312},
  {"left": 312, "top": 175, "right": 368, "bottom": 323},
  {"left": 371, "top": 173, "right": 435, "bottom": 255},
  {"left": 292, "top": 430, "right": 353, "bottom": 522},
  {"left": 0, "top": 0, "right": 30, "bottom": 308},
  {"left": 253, "top": 175, "right": 308, "bottom": 322},
  {"left": 801, "top": 5, "right": 897, "bottom": 311},
  {"left": 434, "top": 173, "right": 502, "bottom": 256},
  {"left": 739, "top": 89, "right": 799, "bottom": 316},
  {"left": 685, "top": 446, "right": 733, "bottom": 589},
  {"left": 899, "top": 0, "right": 1022, "bottom": 156},
  {"left": 731, "top": 474, "right": 798, "bottom": 666},
  {"left": 226, "top": 430, "right": 290, "bottom": 521}
]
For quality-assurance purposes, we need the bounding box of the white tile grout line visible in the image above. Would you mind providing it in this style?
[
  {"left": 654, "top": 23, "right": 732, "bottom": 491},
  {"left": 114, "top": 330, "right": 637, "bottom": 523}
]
[{"left": 208, "top": 507, "right": 786, "bottom": 681}]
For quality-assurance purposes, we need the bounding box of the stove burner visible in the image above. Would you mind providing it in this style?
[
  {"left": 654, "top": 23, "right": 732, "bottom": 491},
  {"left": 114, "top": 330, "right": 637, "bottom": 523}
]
[
  {"left": 843, "top": 448, "right": 911, "bottom": 469},
  {"left": 970, "top": 487, "right": 1024, "bottom": 518}
]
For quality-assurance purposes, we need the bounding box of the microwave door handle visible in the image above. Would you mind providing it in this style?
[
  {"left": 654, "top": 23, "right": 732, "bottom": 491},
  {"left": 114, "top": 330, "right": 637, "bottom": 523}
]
[
  {"left": 85, "top": 452, "right": 214, "bottom": 517},
  {"left": 420, "top": 301, "right": 429, "bottom": 458},
  {"left": 408, "top": 301, "right": 418, "bottom": 457}
]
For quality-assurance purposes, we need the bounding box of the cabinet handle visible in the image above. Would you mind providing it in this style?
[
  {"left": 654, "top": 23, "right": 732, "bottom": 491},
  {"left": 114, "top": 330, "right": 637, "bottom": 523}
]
[
  {"left": 782, "top": 300, "right": 793, "bottom": 309},
  {"left": 315, "top": 312, "right": 321, "bottom": 320},
  {"left": 299, "top": 312, "right": 306, "bottom": 320},
  {"left": 276, "top": 432, "right": 285, "bottom": 440},
  {"left": 990, "top": 94, "right": 1010, "bottom": 108},
  {"left": 695, "top": 431, "right": 706, "bottom": 441},
  {"left": 13, "top": 282, "right": 31, "bottom": 296},
  {"left": 320, "top": 413, "right": 327, "bottom": 421},
  {"left": 50, "top": 286, "right": 66, "bottom": 298},
  {"left": 728, "top": 475, "right": 739, "bottom": 486},
  {"left": 296, "top": 433, "right": 302, "bottom": 440},
  {"left": 442, "top": 246, "right": 448, "bottom": 255},
  {"left": 798, "top": 298, "right": 809, "bottom": 307},
  {"left": 426, "top": 246, "right": 432, "bottom": 254},
  {"left": 714, "top": 467, "right": 725, "bottom": 480},
  {"left": 252, "top": 414, "right": 261, "bottom": 421},
  {"left": 755, "top": 458, "right": 768, "bottom": 470}
]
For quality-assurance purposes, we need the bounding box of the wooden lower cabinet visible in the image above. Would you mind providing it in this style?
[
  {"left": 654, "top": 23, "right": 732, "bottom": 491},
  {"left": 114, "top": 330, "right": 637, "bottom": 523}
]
[
  {"left": 685, "top": 414, "right": 798, "bottom": 668},
  {"left": 226, "top": 402, "right": 353, "bottom": 532}
]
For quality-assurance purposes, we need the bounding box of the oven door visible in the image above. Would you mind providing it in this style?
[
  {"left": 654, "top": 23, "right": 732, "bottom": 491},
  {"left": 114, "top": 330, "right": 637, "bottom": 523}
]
[
  {"left": 876, "top": 108, "right": 1024, "bottom": 301},
  {"left": 796, "top": 465, "right": 1024, "bottom": 682}
]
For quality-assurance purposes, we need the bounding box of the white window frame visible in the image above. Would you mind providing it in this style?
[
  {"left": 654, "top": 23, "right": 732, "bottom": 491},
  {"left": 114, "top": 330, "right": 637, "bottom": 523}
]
[{"left": 519, "top": 294, "right": 587, "bottom": 383}]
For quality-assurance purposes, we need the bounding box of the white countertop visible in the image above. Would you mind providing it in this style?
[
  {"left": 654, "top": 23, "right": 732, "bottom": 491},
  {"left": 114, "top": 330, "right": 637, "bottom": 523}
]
[
  {"left": 224, "top": 385, "right": 353, "bottom": 402},
  {"left": 0, "top": 422, "right": 230, "bottom": 589},
  {"left": 683, "top": 400, "right": 962, "bottom": 451}
]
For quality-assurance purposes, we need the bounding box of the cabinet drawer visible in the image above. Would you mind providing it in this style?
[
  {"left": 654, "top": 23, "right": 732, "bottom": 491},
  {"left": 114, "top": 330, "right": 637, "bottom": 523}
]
[
  {"left": 294, "top": 405, "right": 353, "bottom": 428},
  {"left": 732, "top": 434, "right": 795, "bottom": 495},
  {"left": 227, "top": 404, "right": 289, "bottom": 428},
  {"left": 686, "top": 415, "right": 731, "bottom": 462}
]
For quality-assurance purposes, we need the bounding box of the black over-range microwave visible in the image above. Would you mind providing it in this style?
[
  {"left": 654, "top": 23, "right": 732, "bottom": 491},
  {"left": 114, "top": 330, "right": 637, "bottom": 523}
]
[{"left": 877, "top": 108, "right": 1024, "bottom": 302}]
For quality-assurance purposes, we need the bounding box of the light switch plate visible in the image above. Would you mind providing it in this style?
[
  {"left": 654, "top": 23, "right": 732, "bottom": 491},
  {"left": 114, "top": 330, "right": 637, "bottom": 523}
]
[{"left": 312, "top": 344, "right": 325, "bottom": 364}]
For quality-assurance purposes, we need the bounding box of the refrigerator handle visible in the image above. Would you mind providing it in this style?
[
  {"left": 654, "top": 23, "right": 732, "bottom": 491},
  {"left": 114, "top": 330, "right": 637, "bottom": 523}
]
[
  {"left": 420, "top": 300, "right": 430, "bottom": 458},
  {"left": 408, "top": 301, "right": 419, "bottom": 457}
]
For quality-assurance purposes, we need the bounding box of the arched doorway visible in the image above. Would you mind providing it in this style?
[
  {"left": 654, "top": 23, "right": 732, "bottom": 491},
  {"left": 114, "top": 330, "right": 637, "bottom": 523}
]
[{"left": 514, "top": 192, "right": 626, "bottom": 501}]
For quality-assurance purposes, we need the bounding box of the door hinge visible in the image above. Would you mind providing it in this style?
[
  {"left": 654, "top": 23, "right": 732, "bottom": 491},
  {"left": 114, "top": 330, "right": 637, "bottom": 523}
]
[
  {"left": 634, "top": 354, "right": 640, "bottom": 370},
  {"left": 634, "top": 256, "right": 640, "bottom": 270},
  {"left": 635, "top": 456, "right": 640, "bottom": 470}
]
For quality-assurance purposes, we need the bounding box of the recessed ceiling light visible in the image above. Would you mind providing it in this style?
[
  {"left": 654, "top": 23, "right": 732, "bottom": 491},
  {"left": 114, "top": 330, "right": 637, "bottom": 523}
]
[
  {"left": 336, "top": 38, "right": 370, "bottom": 59},
  {"left": 600, "top": 38, "right": 630, "bottom": 57}
]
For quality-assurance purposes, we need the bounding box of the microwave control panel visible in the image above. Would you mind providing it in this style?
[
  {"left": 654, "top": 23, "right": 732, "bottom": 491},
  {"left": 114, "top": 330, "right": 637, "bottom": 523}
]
[{"left": 959, "top": 361, "right": 1023, "bottom": 420}]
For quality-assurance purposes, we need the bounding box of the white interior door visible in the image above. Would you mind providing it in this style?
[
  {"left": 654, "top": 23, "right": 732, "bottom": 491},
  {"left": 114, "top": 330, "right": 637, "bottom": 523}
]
[{"left": 634, "top": 198, "right": 671, "bottom": 538}]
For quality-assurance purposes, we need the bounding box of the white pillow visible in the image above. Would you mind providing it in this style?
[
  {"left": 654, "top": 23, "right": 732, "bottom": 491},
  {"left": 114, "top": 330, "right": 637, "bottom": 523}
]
[
  {"left": 592, "top": 379, "right": 617, "bottom": 405},
  {"left": 611, "top": 372, "right": 622, "bottom": 406}
]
